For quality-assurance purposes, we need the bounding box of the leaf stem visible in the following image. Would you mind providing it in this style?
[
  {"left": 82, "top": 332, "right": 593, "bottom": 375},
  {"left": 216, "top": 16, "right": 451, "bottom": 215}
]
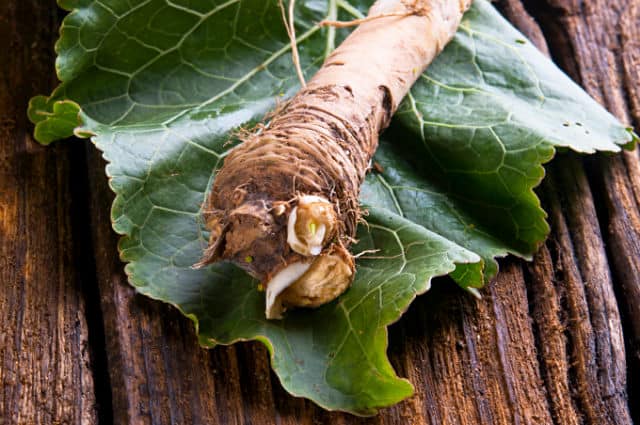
[
  {"left": 337, "top": 0, "right": 365, "bottom": 19},
  {"left": 324, "top": 0, "right": 338, "bottom": 58}
]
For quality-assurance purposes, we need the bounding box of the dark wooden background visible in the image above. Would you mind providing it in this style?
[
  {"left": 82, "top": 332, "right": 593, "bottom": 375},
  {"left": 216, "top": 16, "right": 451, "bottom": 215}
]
[{"left": 1, "top": 0, "right": 639, "bottom": 423}]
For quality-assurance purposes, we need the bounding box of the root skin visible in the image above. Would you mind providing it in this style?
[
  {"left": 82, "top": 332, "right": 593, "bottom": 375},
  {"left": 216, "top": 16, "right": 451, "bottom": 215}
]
[{"left": 199, "top": 0, "right": 472, "bottom": 316}]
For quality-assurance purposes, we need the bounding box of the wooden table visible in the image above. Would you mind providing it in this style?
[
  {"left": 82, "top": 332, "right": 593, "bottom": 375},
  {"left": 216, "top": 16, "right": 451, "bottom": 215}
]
[{"left": 1, "top": 0, "right": 639, "bottom": 423}]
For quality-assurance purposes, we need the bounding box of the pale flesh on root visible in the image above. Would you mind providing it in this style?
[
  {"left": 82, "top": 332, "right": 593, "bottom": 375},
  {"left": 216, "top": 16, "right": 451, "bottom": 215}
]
[
  {"left": 266, "top": 245, "right": 355, "bottom": 319},
  {"left": 265, "top": 261, "right": 311, "bottom": 319},
  {"left": 198, "top": 0, "right": 473, "bottom": 318},
  {"left": 279, "top": 245, "right": 354, "bottom": 308},
  {"left": 287, "top": 195, "right": 337, "bottom": 256}
]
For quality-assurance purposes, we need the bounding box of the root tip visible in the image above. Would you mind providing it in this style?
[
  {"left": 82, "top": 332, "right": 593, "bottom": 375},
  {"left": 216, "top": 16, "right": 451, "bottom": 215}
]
[{"left": 287, "top": 195, "right": 337, "bottom": 257}]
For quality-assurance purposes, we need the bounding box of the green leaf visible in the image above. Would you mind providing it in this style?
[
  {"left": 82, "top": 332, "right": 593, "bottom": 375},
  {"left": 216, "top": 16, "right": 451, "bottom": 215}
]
[
  {"left": 30, "top": 0, "right": 635, "bottom": 414},
  {"left": 362, "top": 0, "right": 636, "bottom": 289},
  {"left": 126, "top": 206, "right": 480, "bottom": 414},
  {"left": 27, "top": 96, "right": 83, "bottom": 144}
]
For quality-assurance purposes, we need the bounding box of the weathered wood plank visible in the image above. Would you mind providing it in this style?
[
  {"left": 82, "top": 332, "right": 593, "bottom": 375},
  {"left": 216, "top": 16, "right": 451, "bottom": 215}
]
[
  {"left": 85, "top": 152, "right": 227, "bottom": 424},
  {"left": 24, "top": 0, "right": 639, "bottom": 423},
  {"left": 543, "top": 159, "right": 630, "bottom": 425},
  {"left": 525, "top": 0, "right": 640, "bottom": 421},
  {"left": 0, "top": 1, "right": 97, "bottom": 423}
]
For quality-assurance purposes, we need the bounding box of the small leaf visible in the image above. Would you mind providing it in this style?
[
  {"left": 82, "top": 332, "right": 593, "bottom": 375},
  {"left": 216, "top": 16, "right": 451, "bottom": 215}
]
[{"left": 28, "top": 96, "right": 82, "bottom": 145}]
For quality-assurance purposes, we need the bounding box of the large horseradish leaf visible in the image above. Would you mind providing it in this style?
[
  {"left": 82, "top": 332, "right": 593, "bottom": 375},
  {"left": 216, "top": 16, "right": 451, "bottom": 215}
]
[{"left": 30, "top": 0, "right": 635, "bottom": 415}]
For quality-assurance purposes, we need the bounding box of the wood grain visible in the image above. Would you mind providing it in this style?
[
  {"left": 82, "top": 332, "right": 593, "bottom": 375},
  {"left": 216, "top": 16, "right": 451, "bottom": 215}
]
[
  {"left": 525, "top": 0, "right": 640, "bottom": 420},
  {"left": 1, "top": 0, "right": 638, "bottom": 423},
  {"left": 0, "top": 1, "right": 96, "bottom": 423}
]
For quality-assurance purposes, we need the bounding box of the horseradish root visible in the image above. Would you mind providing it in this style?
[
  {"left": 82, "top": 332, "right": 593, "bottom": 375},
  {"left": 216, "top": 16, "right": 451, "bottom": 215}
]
[{"left": 197, "top": 0, "right": 472, "bottom": 318}]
